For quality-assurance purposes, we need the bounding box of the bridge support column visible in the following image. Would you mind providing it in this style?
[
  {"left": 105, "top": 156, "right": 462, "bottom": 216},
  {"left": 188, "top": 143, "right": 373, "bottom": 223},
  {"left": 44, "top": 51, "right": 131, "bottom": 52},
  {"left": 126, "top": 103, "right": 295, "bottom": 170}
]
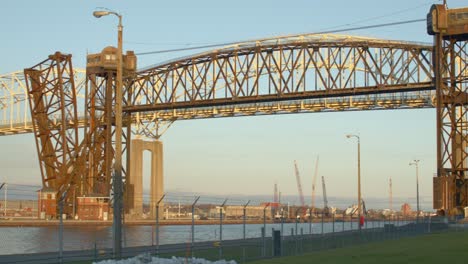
[
  {"left": 150, "top": 140, "right": 164, "bottom": 219},
  {"left": 127, "top": 138, "right": 164, "bottom": 219}
]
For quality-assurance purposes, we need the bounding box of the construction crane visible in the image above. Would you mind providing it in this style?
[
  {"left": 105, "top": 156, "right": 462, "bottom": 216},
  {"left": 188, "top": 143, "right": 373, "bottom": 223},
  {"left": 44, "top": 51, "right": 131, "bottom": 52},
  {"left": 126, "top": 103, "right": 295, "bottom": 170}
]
[
  {"left": 311, "top": 156, "right": 319, "bottom": 215},
  {"left": 273, "top": 182, "right": 279, "bottom": 216},
  {"left": 321, "top": 176, "right": 329, "bottom": 216},
  {"left": 293, "top": 160, "right": 306, "bottom": 218},
  {"left": 273, "top": 183, "right": 279, "bottom": 205}
]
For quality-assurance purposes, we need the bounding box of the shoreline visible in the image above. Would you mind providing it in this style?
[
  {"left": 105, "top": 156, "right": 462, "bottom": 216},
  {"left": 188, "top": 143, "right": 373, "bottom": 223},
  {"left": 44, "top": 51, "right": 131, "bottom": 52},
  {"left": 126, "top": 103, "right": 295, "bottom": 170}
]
[{"left": 0, "top": 217, "right": 360, "bottom": 227}]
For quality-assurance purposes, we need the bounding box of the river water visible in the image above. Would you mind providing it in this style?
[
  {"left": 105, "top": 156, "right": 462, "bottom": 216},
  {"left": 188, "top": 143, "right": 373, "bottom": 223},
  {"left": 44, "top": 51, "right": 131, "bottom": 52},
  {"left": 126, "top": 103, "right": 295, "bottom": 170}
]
[{"left": 0, "top": 220, "right": 406, "bottom": 255}]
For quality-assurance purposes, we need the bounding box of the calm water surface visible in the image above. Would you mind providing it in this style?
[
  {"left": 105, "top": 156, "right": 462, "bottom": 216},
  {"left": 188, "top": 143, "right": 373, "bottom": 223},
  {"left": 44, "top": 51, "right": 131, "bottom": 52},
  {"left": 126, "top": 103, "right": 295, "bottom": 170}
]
[{"left": 0, "top": 220, "right": 406, "bottom": 255}]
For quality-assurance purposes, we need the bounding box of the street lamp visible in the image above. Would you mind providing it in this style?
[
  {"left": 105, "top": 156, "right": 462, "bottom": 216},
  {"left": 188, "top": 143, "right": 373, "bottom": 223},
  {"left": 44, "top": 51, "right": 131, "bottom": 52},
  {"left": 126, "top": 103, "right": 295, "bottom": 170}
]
[
  {"left": 93, "top": 9, "right": 124, "bottom": 258},
  {"left": 346, "top": 134, "right": 362, "bottom": 230},
  {"left": 409, "top": 160, "right": 420, "bottom": 219}
]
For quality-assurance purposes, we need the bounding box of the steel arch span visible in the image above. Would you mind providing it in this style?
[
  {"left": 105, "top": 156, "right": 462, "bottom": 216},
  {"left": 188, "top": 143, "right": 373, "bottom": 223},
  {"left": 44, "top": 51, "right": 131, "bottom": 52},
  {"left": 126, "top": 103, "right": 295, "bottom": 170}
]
[
  {"left": 127, "top": 34, "right": 434, "bottom": 118},
  {"left": 0, "top": 34, "right": 435, "bottom": 136}
]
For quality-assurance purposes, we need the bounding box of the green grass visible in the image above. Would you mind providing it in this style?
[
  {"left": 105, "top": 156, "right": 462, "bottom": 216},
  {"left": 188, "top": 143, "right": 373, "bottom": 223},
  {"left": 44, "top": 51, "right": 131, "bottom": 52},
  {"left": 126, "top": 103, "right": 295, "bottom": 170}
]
[
  {"left": 249, "top": 230, "right": 468, "bottom": 264},
  {"left": 67, "top": 229, "right": 468, "bottom": 264}
]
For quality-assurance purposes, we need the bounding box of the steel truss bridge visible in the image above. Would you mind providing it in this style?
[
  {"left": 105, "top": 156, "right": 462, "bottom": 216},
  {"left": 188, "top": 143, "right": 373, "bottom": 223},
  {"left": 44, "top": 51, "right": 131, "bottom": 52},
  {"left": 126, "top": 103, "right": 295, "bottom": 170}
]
[
  {"left": 1, "top": 30, "right": 467, "bottom": 215},
  {"left": 1, "top": 34, "right": 435, "bottom": 136}
]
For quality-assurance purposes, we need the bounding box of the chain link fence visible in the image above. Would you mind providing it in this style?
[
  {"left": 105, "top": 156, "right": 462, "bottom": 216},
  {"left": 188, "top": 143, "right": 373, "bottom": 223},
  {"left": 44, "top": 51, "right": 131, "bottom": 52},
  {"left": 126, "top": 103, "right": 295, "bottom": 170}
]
[{"left": 0, "top": 190, "right": 463, "bottom": 263}]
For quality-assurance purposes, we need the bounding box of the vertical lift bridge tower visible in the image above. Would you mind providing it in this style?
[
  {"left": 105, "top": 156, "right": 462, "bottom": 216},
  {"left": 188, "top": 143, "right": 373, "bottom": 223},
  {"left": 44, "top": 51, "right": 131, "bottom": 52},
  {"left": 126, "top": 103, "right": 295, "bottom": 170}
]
[{"left": 428, "top": 4, "right": 468, "bottom": 215}]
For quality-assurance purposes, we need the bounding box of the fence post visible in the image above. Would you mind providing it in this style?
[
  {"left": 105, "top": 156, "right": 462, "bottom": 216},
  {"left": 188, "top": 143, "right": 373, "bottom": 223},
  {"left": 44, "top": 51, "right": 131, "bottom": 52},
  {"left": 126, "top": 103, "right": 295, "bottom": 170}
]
[
  {"left": 219, "top": 199, "right": 227, "bottom": 260},
  {"left": 262, "top": 203, "right": 271, "bottom": 257},
  {"left": 396, "top": 215, "right": 399, "bottom": 239},
  {"left": 156, "top": 194, "right": 166, "bottom": 257},
  {"left": 59, "top": 198, "right": 63, "bottom": 264},
  {"left": 295, "top": 208, "right": 300, "bottom": 236},
  {"left": 191, "top": 196, "right": 200, "bottom": 258},
  {"left": 301, "top": 228, "right": 304, "bottom": 253},
  {"left": 332, "top": 213, "right": 335, "bottom": 233},
  {"left": 261, "top": 227, "right": 265, "bottom": 257},
  {"left": 271, "top": 227, "right": 275, "bottom": 257},
  {"left": 280, "top": 208, "right": 284, "bottom": 240},
  {"left": 321, "top": 211, "right": 324, "bottom": 235},
  {"left": 242, "top": 200, "right": 250, "bottom": 263},
  {"left": 295, "top": 209, "right": 299, "bottom": 255},
  {"left": 94, "top": 241, "right": 97, "bottom": 262},
  {"left": 58, "top": 191, "right": 68, "bottom": 264},
  {"left": 371, "top": 217, "right": 374, "bottom": 241},
  {"left": 428, "top": 215, "right": 431, "bottom": 233},
  {"left": 342, "top": 213, "right": 345, "bottom": 232},
  {"left": 280, "top": 208, "right": 284, "bottom": 256}
]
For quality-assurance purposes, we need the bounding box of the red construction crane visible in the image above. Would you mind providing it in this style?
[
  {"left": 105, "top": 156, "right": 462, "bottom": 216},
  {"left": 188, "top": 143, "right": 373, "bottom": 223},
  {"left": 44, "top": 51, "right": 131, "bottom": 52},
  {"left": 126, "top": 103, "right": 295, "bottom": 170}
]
[{"left": 294, "top": 160, "right": 306, "bottom": 218}]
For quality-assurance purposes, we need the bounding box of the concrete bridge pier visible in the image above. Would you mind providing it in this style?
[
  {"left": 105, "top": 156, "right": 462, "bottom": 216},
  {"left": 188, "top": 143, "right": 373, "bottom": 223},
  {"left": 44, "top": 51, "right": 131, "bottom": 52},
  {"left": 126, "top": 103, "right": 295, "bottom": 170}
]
[{"left": 126, "top": 138, "right": 164, "bottom": 219}]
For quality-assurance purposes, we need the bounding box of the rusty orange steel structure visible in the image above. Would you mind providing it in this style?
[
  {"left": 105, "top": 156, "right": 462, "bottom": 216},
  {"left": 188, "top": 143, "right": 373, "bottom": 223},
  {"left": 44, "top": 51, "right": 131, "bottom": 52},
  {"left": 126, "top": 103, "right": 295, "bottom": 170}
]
[
  {"left": 23, "top": 34, "right": 441, "bottom": 215},
  {"left": 429, "top": 4, "right": 468, "bottom": 214},
  {"left": 85, "top": 47, "right": 136, "bottom": 198},
  {"left": 24, "top": 53, "right": 88, "bottom": 213}
]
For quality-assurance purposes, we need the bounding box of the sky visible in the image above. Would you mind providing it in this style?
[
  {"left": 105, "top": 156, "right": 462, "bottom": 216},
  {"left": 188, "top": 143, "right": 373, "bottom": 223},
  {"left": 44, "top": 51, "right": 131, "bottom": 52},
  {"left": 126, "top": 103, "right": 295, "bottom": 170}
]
[{"left": 1, "top": 0, "right": 465, "bottom": 210}]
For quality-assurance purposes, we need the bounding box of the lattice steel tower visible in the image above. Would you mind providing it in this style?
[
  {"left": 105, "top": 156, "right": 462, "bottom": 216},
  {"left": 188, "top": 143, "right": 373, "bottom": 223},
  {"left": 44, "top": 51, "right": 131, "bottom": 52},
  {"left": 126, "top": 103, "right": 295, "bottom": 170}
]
[{"left": 428, "top": 4, "right": 468, "bottom": 214}]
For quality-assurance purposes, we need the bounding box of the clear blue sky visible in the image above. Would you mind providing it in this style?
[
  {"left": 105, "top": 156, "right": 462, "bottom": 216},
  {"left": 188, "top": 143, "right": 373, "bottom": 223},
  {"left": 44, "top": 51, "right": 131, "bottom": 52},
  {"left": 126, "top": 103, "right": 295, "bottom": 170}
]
[{"left": 1, "top": 0, "right": 464, "bottom": 208}]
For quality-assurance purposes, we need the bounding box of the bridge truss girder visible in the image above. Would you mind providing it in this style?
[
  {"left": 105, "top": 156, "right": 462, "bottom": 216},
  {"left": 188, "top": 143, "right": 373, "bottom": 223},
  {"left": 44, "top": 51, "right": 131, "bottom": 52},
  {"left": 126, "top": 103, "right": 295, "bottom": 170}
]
[
  {"left": 0, "top": 68, "right": 85, "bottom": 135},
  {"left": 128, "top": 36, "right": 433, "bottom": 113}
]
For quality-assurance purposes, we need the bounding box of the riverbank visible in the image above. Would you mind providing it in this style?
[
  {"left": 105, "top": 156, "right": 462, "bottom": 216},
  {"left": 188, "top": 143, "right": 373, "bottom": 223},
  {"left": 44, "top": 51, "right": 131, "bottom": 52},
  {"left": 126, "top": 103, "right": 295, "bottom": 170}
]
[
  {"left": 0, "top": 216, "right": 412, "bottom": 227},
  {"left": 0, "top": 219, "right": 258, "bottom": 227}
]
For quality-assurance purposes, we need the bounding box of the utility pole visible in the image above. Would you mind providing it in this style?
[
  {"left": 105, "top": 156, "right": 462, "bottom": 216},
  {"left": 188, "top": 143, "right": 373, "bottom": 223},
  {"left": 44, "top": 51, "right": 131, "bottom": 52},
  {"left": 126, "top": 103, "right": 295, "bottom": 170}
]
[
  {"left": 346, "top": 134, "right": 362, "bottom": 230},
  {"left": 409, "top": 160, "right": 420, "bottom": 218}
]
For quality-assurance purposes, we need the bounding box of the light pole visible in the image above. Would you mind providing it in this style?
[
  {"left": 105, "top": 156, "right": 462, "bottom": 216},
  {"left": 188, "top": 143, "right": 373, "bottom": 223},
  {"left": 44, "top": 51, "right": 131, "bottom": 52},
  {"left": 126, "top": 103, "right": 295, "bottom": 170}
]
[
  {"left": 93, "top": 9, "right": 124, "bottom": 258},
  {"left": 409, "top": 160, "right": 420, "bottom": 219},
  {"left": 346, "top": 134, "right": 361, "bottom": 230}
]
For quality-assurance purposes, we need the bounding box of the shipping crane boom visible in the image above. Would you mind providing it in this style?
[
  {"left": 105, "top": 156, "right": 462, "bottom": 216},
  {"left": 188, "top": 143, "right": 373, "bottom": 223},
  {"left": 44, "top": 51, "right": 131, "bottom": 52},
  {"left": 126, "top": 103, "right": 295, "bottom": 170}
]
[
  {"left": 311, "top": 156, "right": 319, "bottom": 212},
  {"left": 294, "top": 160, "right": 306, "bottom": 216},
  {"left": 322, "top": 176, "right": 329, "bottom": 216}
]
